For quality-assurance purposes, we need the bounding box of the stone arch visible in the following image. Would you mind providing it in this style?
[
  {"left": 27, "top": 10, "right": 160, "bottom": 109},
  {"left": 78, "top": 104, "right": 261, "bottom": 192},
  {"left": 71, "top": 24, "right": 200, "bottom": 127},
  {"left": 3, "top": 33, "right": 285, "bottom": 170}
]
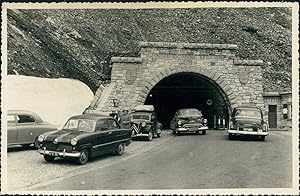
[{"left": 137, "top": 65, "right": 237, "bottom": 114}]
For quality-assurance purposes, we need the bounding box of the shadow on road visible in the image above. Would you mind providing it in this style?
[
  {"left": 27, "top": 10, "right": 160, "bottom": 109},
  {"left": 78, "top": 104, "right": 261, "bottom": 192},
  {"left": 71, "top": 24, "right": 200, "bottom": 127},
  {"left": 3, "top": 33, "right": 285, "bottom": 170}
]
[{"left": 8, "top": 145, "right": 36, "bottom": 152}]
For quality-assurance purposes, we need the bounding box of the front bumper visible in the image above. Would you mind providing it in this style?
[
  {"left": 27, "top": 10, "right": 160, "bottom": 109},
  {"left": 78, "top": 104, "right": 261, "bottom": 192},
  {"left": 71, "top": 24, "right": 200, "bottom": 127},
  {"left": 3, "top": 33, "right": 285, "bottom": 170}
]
[
  {"left": 227, "top": 129, "right": 269, "bottom": 136},
  {"left": 176, "top": 126, "right": 208, "bottom": 132},
  {"left": 38, "top": 147, "right": 81, "bottom": 158},
  {"left": 131, "top": 133, "right": 150, "bottom": 137}
]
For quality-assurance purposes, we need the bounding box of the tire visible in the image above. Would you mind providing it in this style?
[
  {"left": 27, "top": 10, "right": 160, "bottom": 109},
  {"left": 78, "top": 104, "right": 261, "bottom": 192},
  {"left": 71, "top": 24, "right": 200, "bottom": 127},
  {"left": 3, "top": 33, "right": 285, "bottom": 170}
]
[
  {"left": 260, "top": 136, "right": 265, "bottom": 141},
  {"left": 172, "top": 130, "right": 176, "bottom": 134},
  {"left": 228, "top": 134, "right": 234, "bottom": 140},
  {"left": 34, "top": 137, "right": 41, "bottom": 149},
  {"left": 44, "top": 155, "right": 55, "bottom": 162},
  {"left": 176, "top": 131, "right": 181, "bottom": 136},
  {"left": 147, "top": 131, "right": 153, "bottom": 141},
  {"left": 22, "top": 144, "right": 31, "bottom": 148},
  {"left": 115, "top": 143, "right": 125, "bottom": 156},
  {"left": 156, "top": 133, "right": 161, "bottom": 138},
  {"left": 196, "top": 131, "right": 200, "bottom": 134},
  {"left": 202, "top": 130, "right": 206, "bottom": 135},
  {"left": 77, "top": 149, "right": 89, "bottom": 165}
]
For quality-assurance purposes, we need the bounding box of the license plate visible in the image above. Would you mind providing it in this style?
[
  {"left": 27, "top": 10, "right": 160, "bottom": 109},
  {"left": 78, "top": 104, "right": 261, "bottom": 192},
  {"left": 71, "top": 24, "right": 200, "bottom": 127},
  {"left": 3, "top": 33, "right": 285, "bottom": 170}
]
[
  {"left": 189, "top": 127, "right": 197, "bottom": 131},
  {"left": 245, "top": 128, "right": 253, "bottom": 131},
  {"left": 49, "top": 152, "right": 59, "bottom": 156}
]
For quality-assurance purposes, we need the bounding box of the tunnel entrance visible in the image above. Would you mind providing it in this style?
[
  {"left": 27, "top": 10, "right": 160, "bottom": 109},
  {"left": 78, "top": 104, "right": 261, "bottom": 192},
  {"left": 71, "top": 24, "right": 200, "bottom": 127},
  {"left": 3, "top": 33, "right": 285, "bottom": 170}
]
[{"left": 144, "top": 72, "right": 230, "bottom": 129}]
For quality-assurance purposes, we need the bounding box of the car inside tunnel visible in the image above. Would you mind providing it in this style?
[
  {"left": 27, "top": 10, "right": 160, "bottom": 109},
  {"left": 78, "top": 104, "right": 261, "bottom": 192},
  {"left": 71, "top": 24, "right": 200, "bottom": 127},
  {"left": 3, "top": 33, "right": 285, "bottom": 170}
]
[{"left": 144, "top": 72, "right": 230, "bottom": 129}]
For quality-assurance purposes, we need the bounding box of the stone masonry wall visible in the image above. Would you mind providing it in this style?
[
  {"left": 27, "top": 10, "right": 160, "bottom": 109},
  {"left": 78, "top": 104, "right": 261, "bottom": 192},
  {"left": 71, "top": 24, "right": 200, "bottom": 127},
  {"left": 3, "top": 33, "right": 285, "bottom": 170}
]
[{"left": 95, "top": 42, "right": 264, "bottom": 115}]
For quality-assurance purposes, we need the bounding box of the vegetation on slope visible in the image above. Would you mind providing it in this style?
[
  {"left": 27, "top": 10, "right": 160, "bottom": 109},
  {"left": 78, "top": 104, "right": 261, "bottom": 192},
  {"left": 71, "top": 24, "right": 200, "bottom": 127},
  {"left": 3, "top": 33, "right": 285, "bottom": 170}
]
[{"left": 7, "top": 7, "right": 292, "bottom": 92}]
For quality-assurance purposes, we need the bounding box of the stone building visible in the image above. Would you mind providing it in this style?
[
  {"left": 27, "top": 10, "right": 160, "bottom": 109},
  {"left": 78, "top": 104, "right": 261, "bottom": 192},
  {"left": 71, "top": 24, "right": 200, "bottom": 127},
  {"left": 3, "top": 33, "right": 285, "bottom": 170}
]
[
  {"left": 263, "top": 91, "right": 292, "bottom": 130},
  {"left": 87, "top": 41, "right": 291, "bottom": 129}
]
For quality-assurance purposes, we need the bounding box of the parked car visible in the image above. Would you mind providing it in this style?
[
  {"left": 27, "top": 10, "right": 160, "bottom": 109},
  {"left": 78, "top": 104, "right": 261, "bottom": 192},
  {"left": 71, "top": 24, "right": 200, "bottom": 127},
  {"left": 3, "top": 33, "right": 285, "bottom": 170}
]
[
  {"left": 227, "top": 106, "right": 268, "bottom": 141},
  {"left": 125, "top": 105, "right": 161, "bottom": 141},
  {"left": 38, "top": 114, "right": 132, "bottom": 165},
  {"left": 7, "top": 110, "right": 57, "bottom": 149},
  {"left": 170, "top": 108, "right": 208, "bottom": 135}
]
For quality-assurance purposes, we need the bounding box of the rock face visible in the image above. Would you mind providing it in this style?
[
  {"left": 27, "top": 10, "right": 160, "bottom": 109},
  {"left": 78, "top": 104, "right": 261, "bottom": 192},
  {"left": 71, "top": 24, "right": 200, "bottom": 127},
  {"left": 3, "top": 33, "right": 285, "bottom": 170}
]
[{"left": 7, "top": 8, "right": 292, "bottom": 92}]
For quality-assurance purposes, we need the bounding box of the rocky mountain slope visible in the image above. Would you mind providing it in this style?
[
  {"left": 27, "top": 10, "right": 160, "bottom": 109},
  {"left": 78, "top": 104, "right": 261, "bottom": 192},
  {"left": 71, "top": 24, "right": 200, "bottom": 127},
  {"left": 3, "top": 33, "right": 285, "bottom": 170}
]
[{"left": 7, "top": 7, "right": 292, "bottom": 92}]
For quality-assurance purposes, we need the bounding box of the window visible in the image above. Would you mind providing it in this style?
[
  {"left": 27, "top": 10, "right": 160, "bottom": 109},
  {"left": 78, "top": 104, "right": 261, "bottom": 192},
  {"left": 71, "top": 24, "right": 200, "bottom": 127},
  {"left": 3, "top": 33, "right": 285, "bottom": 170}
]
[
  {"left": 7, "top": 115, "right": 15, "bottom": 126},
  {"left": 283, "top": 104, "right": 288, "bottom": 119},
  {"left": 17, "top": 115, "right": 36, "bottom": 123},
  {"left": 63, "top": 119, "right": 96, "bottom": 132},
  {"left": 95, "top": 120, "right": 109, "bottom": 132},
  {"left": 108, "top": 119, "right": 120, "bottom": 129}
]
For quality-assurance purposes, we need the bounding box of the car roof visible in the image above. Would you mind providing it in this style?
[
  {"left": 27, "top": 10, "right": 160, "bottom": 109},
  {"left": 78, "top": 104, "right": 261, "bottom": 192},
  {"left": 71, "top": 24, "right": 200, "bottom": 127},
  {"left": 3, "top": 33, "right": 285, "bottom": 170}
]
[
  {"left": 234, "top": 106, "right": 261, "bottom": 110},
  {"left": 8, "top": 110, "right": 43, "bottom": 122},
  {"left": 177, "top": 108, "right": 200, "bottom": 111},
  {"left": 69, "top": 114, "right": 115, "bottom": 121}
]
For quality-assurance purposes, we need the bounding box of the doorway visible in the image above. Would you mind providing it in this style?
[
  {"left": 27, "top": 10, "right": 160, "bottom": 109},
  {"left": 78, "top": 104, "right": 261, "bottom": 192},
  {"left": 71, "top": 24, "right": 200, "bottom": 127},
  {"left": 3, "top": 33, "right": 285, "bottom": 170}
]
[{"left": 268, "top": 105, "right": 277, "bottom": 128}]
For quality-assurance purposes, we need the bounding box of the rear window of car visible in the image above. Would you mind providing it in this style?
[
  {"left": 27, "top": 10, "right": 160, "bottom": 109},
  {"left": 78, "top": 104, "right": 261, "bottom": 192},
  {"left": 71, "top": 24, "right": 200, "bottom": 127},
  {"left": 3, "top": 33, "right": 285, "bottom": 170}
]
[
  {"left": 131, "top": 114, "right": 150, "bottom": 120},
  {"left": 235, "top": 109, "right": 261, "bottom": 118}
]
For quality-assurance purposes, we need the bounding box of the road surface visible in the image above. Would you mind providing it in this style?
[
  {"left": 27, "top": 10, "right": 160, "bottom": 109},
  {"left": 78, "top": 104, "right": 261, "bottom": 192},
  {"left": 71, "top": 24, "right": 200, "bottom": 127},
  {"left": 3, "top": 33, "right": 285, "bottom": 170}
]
[{"left": 28, "top": 130, "right": 292, "bottom": 190}]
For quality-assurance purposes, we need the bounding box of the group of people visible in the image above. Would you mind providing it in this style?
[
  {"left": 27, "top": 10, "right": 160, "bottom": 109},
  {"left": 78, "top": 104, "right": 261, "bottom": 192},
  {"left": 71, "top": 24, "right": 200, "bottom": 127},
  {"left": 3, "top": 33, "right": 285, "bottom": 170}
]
[{"left": 109, "top": 109, "right": 131, "bottom": 125}]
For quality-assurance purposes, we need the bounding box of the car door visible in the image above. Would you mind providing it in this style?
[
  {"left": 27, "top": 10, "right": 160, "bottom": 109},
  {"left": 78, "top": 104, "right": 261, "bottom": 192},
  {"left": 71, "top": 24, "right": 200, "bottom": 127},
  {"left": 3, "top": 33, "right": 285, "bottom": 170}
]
[
  {"left": 107, "top": 119, "right": 125, "bottom": 142},
  {"left": 7, "top": 114, "right": 18, "bottom": 145},
  {"left": 93, "top": 119, "right": 111, "bottom": 155},
  {"left": 16, "top": 114, "right": 39, "bottom": 144}
]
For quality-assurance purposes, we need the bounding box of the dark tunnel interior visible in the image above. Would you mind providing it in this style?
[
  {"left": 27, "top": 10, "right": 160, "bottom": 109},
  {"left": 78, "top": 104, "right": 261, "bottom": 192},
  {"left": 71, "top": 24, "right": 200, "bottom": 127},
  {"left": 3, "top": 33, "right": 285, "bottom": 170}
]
[{"left": 144, "top": 72, "right": 230, "bottom": 128}]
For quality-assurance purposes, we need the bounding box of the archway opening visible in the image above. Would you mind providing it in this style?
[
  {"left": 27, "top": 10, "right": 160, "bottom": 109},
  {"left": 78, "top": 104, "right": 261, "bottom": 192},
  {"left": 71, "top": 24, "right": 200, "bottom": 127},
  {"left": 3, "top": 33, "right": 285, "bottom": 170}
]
[{"left": 144, "top": 72, "right": 230, "bottom": 129}]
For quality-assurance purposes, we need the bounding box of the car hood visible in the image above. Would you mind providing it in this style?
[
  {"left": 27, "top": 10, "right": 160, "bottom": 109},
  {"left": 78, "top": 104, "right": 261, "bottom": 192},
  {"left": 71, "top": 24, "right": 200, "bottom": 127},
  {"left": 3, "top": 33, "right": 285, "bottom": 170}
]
[
  {"left": 234, "top": 117, "right": 262, "bottom": 128},
  {"left": 44, "top": 129, "right": 92, "bottom": 143}
]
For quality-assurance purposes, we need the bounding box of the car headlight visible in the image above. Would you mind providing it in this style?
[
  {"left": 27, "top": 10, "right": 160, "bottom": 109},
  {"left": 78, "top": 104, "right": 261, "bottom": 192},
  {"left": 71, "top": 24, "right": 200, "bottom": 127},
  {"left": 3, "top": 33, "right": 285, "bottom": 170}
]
[
  {"left": 229, "top": 122, "right": 234, "bottom": 129},
  {"left": 38, "top": 135, "right": 45, "bottom": 142},
  {"left": 177, "top": 120, "right": 182, "bottom": 125},
  {"left": 141, "top": 122, "right": 146, "bottom": 127},
  {"left": 203, "top": 119, "right": 208, "bottom": 124},
  {"left": 70, "top": 138, "right": 77, "bottom": 146}
]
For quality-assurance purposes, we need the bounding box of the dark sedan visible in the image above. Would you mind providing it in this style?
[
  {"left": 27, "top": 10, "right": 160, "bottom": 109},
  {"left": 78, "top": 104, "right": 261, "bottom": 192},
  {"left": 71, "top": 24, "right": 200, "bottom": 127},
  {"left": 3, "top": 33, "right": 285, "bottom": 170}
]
[
  {"left": 170, "top": 108, "right": 208, "bottom": 135},
  {"left": 38, "top": 114, "right": 132, "bottom": 165},
  {"left": 227, "top": 106, "right": 268, "bottom": 141},
  {"left": 8, "top": 110, "right": 57, "bottom": 149}
]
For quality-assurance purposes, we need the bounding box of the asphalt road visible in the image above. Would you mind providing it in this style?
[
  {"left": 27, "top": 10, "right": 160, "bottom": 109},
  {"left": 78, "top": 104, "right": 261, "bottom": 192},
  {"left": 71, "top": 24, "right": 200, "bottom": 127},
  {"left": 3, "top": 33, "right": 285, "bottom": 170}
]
[{"left": 30, "top": 130, "right": 292, "bottom": 190}]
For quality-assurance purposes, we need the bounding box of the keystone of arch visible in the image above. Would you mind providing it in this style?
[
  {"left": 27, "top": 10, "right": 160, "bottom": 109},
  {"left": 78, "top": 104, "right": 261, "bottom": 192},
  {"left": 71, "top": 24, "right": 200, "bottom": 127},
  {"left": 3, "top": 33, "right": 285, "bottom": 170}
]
[{"left": 138, "top": 66, "right": 237, "bottom": 107}]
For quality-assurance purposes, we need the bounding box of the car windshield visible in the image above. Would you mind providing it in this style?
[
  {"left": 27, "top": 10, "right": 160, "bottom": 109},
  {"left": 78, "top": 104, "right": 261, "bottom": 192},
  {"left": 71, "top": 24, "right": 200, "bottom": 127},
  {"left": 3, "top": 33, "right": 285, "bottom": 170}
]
[
  {"left": 131, "top": 113, "right": 150, "bottom": 120},
  {"left": 63, "top": 119, "right": 96, "bottom": 132},
  {"left": 178, "top": 109, "right": 201, "bottom": 117},
  {"left": 235, "top": 109, "right": 262, "bottom": 118}
]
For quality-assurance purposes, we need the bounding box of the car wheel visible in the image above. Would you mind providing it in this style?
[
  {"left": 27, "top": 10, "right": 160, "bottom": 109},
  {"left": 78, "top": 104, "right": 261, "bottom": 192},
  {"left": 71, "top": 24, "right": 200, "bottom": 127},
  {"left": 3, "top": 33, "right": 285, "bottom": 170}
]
[
  {"left": 172, "top": 130, "right": 176, "bottom": 134},
  {"left": 176, "top": 131, "right": 181, "bottom": 136},
  {"left": 157, "top": 133, "right": 161, "bottom": 138},
  {"left": 196, "top": 131, "right": 200, "bottom": 134},
  {"left": 34, "top": 137, "right": 41, "bottom": 149},
  {"left": 44, "top": 155, "right": 55, "bottom": 162},
  {"left": 202, "top": 130, "right": 206, "bottom": 135},
  {"left": 228, "top": 133, "right": 234, "bottom": 140},
  {"left": 22, "top": 144, "right": 31, "bottom": 148},
  {"left": 77, "top": 149, "right": 89, "bottom": 165},
  {"left": 115, "top": 143, "right": 125, "bottom": 156},
  {"left": 147, "top": 131, "right": 153, "bottom": 141},
  {"left": 260, "top": 136, "right": 265, "bottom": 141}
]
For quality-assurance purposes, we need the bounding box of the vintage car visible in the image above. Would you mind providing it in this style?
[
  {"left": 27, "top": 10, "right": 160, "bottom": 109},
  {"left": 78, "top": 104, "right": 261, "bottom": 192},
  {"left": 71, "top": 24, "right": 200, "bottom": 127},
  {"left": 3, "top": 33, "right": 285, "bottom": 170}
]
[
  {"left": 227, "top": 106, "right": 268, "bottom": 141},
  {"left": 38, "top": 114, "right": 132, "bottom": 165},
  {"left": 170, "top": 108, "right": 208, "bottom": 135},
  {"left": 125, "top": 105, "right": 161, "bottom": 141},
  {"left": 7, "top": 110, "right": 57, "bottom": 149}
]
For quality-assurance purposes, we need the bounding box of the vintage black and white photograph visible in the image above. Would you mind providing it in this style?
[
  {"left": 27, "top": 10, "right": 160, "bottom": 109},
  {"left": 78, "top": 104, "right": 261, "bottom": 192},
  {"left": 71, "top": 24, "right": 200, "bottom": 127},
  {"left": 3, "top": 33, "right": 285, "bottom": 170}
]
[{"left": 1, "top": 2, "right": 299, "bottom": 195}]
